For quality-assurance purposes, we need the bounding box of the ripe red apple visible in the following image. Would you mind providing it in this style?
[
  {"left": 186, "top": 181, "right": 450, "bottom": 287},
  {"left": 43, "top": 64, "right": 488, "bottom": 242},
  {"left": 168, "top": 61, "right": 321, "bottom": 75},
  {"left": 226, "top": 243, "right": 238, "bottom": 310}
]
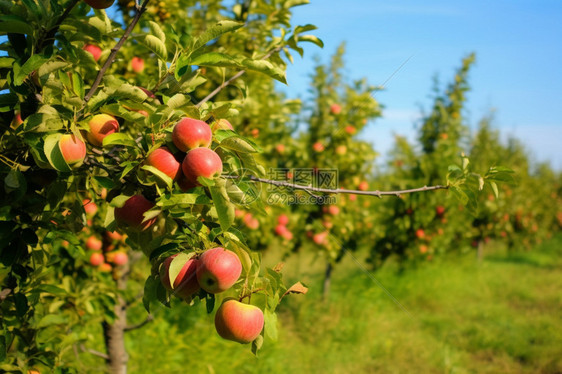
[
  {"left": 435, "top": 206, "right": 445, "bottom": 216},
  {"left": 313, "top": 231, "right": 329, "bottom": 246},
  {"left": 215, "top": 299, "right": 264, "bottom": 344},
  {"left": 114, "top": 195, "right": 157, "bottom": 231},
  {"left": 105, "top": 230, "right": 124, "bottom": 242},
  {"left": 277, "top": 214, "right": 289, "bottom": 226},
  {"left": 59, "top": 134, "right": 86, "bottom": 166},
  {"left": 159, "top": 254, "right": 200, "bottom": 299},
  {"left": 83, "top": 44, "right": 102, "bottom": 61},
  {"left": 83, "top": 199, "right": 98, "bottom": 216},
  {"left": 415, "top": 229, "right": 425, "bottom": 239},
  {"left": 358, "top": 181, "right": 369, "bottom": 191},
  {"left": 87, "top": 114, "right": 119, "bottom": 146},
  {"left": 328, "top": 205, "right": 340, "bottom": 216},
  {"left": 99, "top": 262, "right": 112, "bottom": 272},
  {"left": 275, "top": 144, "right": 285, "bottom": 154},
  {"left": 181, "top": 147, "right": 223, "bottom": 185},
  {"left": 349, "top": 194, "right": 357, "bottom": 201},
  {"left": 196, "top": 247, "right": 242, "bottom": 294},
  {"left": 131, "top": 56, "right": 145, "bottom": 73},
  {"left": 330, "top": 104, "right": 342, "bottom": 115},
  {"left": 90, "top": 252, "right": 104, "bottom": 266},
  {"left": 172, "top": 117, "right": 212, "bottom": 152},
  {"left": 234, "top": 209, "right": 245, "bottom": 219},
  {"left": 84, "top": 0, "right": 114, "bottom": 9},
  {"left": 282, "top": 230, "right": 293, "bottom": 241},
  {"left": 250, "top": 128, "right": 259, "bottom": 138},
  {"left": 312, "top": 142, "right": 324, "bottom": 152},
  {"left": 86, "top": 236, "right": 102, "bottom": 251},
  {"left": 112, "top": 252, "right": 128, "bottom": 266},
  {"left": 274, "top": 224, "right": 289, "bottom": 237},
  {"left": 145, "top": 147, "right": 182, "bottom": 181},
  {"left": 211, "top": 119, "right": 234, "bottom": 132},
  {"left": 345, "top": 125, "right": 356, "bottom": 135},
  {"left": 419, "top": 245, "right": 428, "bottom": 254}
]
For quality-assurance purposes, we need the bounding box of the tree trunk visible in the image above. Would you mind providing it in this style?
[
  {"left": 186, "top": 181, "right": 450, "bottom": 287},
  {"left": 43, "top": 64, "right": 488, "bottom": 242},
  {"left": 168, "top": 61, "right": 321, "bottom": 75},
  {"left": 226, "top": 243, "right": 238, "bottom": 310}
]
[
  {"left": 103, "top": 257, "right": 131, "bottom": 374},
  {"left": 322, "top": 262, "right": 332, "bottom": 301}
]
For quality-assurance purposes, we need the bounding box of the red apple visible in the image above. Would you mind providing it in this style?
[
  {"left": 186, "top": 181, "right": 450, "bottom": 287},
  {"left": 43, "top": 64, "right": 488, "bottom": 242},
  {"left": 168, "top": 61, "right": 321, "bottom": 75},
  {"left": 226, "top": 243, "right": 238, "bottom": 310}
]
[
  {"left": 181, "top": 147, "right": 223, "bottom": 185},
  {"left": 114, "top": 195, "right": 157, "bottom": 231},
  {"left": 105, "top": 230, "right": 124, "bottom": 242},
  {"left": 277, "top": 214, "right": 289, "bottom": 226},
  {"left": 335, "top": 145, "right": 347, "bottom": 155},
  {"left": 415, "top": 229, "right": 425, "bottom": 239},
  {"left": 112, "top": 252, "right": 128, "bottom": 266},
  {"left": 419, "top": 245, "right": 428, "bottom": 254},
  {"left": 282, "top": 230, "right": 293, "bottom": 241},
  {"left": 83, "top": 199, "right": 98, "bottom": 216},
  {"left": 159, "top": 254, "right": 200, "bottom": 299},
  {"left": 90, "top": 252, "right": 104, "bottom": 266},
  {"left": 215, "top": 299, "right": 264, "bottom": 344},
  {"left": 313, "top": 231, "right": 329, "bottom": 246},
  {"left": 312, "top": 142, "right": 325, "bottom": 152},
  {"left": 435, "top": 206, "right": 445, "bottom": 216},
  {"left": 274, "top": 224, "right": 289, "bottom": 237},
  {"left": 275, "top": 144, "right": 285, "bottom": 154},
  {"left": 358, "top": 181, "right": 369, "bottom": 191},
  {"left": 328, "top": 205, "right": 340, "bottom": 216},
  {"left": 330, "top": 104, "right": 342, "bottom": 115},
  {"left": 145, "top": 147, "right": 182, "bottom": 181},
  {"left": 211, "top": 119, "right": 234, "bottom": 132},
  {"left": 86, "top": 236, "right": 102, "bottom": 251},
  {"left": 99, "top": 262, "right": 112, "bottom": 272},
  {"left": 59, "top": 134, "right": 86, "bottom": 166},
  {"left": 196, "top": 247, "right": 242, "bottom": 294},
  {"left": 172, "top": 117, "right": 212, "bottom": 152},
  {"left": 87, "top": 114, "right": 119, "bottom": 147},
  {"left": 131, "top": 56, "right": 145, "bottom": 73},
  {"left": 84, "top": 0, "right": 114, "bottom": 9},
  {"left": 345, "top": 125, "right": 356, "bottom": 135},
  {"left": 83, "top": 44, "right": 102, "bottom": 61},
  {"left": 250, "top": 129, "right": 259, "bottom": 138}
]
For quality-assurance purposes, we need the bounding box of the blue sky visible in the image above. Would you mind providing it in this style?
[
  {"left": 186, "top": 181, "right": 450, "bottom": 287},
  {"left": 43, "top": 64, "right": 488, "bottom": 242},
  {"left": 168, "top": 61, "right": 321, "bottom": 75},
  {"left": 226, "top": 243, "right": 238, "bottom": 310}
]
[{"left": 280, "top": 0, "right": 562, "bottom": 170}]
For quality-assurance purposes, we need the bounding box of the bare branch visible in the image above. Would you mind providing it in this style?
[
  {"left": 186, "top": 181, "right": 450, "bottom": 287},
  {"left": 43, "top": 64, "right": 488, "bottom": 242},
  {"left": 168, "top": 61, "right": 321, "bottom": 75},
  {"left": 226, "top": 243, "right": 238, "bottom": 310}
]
[
  {"left": 223, "top": 175, "right": 449, "bottom": 197},
  {"left": 124, "top": 315, "right": 154, "bottom": 332},
  {"left": 196, "top": 46, "right": 283, "bottom": 108},
  {"left": 80, "top": 344, "right": 110, "bottom": 360},
  {"left": 83, "top": 0, "right": 151, "bottom": 104}
]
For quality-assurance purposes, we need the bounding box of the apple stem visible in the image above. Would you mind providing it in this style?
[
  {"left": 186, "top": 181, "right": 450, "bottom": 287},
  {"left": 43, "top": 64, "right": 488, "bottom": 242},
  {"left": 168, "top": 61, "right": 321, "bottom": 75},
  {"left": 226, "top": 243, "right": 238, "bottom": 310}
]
[
  {"left": 223, "top": 175, "right": 449, "bottom": 197},
  {"left": 83, "top": 0, "right": 151, "bottom": 105}
]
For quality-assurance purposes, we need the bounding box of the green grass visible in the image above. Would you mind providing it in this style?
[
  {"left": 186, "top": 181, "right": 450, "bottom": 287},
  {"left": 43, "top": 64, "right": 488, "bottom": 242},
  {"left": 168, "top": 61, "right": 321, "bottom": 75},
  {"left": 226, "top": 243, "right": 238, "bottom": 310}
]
[{"left": 84, "top": 236, "right": 562, "bottom": 373}]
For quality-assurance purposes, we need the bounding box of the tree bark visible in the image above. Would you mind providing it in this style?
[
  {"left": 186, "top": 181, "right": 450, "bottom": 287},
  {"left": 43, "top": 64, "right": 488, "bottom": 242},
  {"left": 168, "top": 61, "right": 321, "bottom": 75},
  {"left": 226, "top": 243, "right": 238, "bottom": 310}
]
[{"left": 322, "top": 262, "right": 332, "bottom": 301}]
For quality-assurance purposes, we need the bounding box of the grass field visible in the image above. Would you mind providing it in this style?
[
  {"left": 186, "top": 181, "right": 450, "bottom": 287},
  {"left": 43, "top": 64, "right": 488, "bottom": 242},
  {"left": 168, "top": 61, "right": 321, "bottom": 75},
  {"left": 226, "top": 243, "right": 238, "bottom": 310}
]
[{"left": 90, "top": 236, "right": 562, "bottom": 373}]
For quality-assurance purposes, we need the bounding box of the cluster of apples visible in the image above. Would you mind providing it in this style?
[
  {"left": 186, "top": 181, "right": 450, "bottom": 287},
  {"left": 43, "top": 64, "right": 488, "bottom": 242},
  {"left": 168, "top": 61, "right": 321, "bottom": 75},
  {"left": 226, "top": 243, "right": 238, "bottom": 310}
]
[
  {"left": 238, "top": 210, "right": 259, "bottom": 230},
  {"left": 274, "top": 214, "right": 293, "bottom": 240},
  {"left": 57, "top": 114, "right": 120, "bottom": 168},
  {"left": 83, "top": 198, "right": 129, "bottom": 271},
  {"left": 159, "top": 247, "right": 264, "bottom": 344}
]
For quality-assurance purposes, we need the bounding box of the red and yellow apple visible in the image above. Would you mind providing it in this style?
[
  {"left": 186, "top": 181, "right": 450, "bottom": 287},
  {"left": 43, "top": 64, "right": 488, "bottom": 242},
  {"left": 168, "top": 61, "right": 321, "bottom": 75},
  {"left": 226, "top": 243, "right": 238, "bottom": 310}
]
[
  {"left": 87, "top": 114, "right": 119, "bottom": 146},
  {"left": 159, "top": 254, "right": 200, "bottom": 299},
  {"left": 83, "top": 199, "right": 98, "bottom": 216},
  {"left": 86, "top": 236, "right": 102, "bottom": 251},
  {"left": 181, "top": 147, "right": 223, "bottom": 185},
  {"left": 114, "top": 195, "right": 157, "bottom": 231},
  {"left": 312, "top": 142, "right": 325, "bottom": 152},
  {"left": 330, "top": 104, "right": 342, "bottom": 115},
  {"left": 83, "top": 44, "right": 102, "bottom": 61},
  {"left": 415, "top": 229, "right": 425, "bottom": 239},
  {"left": 90, "top": 252, "right": 104, "bottom": 266},
  {"left": 214, "top": 299, "right": 264, "bottom": 344},
  {"left": 358, "top": 181, "right": 369, "bottom": 191},
  {"left": 59, "top": 134, "right": 86, "bottom": 167},
  {"left": 145, "top": 147, "right": 182, "bottom": 181},
  {"left": 172, "top": 117, "right": 212, "bottom": 151},
  {"left": 196, "top": 247, "right": 242, "bottom": 294}
]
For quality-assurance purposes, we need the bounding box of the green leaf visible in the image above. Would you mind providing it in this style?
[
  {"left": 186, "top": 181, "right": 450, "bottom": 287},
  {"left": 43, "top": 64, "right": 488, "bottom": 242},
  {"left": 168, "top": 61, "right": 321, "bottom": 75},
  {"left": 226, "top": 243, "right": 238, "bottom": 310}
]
[
  {"left": 114, "top": 84, "right": 149, "bottom": 102},
  {"left": 0, "top": 56, "right": 14, "bottom": 68},
  {"left": 240, "top": 59, "right": 287, "bottom": 84},
  {"left": 449, "top": 185, "right": 468, "bottom": 205},
  {"left": 142, "top": 34, "right": 167, "bottom": 61},
  {"left": 219, "top": 136, "right": 260, "bottom": 153},
  {"left": 102, "top": 133, "right": 137, "bottom": 148},
  {"left": 168, "top": 252, "right": 195, "bottom": 288},
  {"left": 149, "top": 242, "right": 180, "bottom": 261},
  {"left": 0, "top": 16, "right": 34, "bottom": 35},
  {"left": 209, "top": 179, "right": 235, "bottom": 231},
  {"left": 297, "top": 34, "right": 324, "bottom": 48},
  {"left": 43, "top": 133, "right": 71, "bottom": 172},
  {"left": 205, "top": 292, "right": 215, "bottom": 313},
  {"left": 14, "top": 54, "right": 49, "bottom": 85},
  {"left": 192, "top": 20, "right": 244, "bottom": 52},
  {"left": 143, "top": 275, "right": 158, "bottom": 313},
  {"left": 36, "top": 314, "right": 68, "bottom": 328},
  {"left": 190, "top": 52, "right": 240, "bottom": 68},
  {"left": 251, "top": 334, "right": 263, "bottom": 356},
  {"left": 490, "top": 181, "right": 499, "bottom": 198},
  {"left": 148, "top": 20, "right": 166, "bottom": 42},
  {"left": 37, "top": 60, "right": 67, "bottom": 77},
  {"left": 264, "top": 308, "right": 278, "bottom": 341},
  {"left": 141, "top": 165, "right": 174, "bottom": 190}
]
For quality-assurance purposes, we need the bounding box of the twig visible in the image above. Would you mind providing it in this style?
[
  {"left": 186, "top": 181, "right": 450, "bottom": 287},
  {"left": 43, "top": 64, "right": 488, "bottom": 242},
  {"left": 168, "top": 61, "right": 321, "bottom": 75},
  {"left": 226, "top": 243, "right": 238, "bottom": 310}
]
[
  {"left": 196, "top": 46, "right": 283, "bottom": 107},
  {"left": 223, "top": 175, "right": 449, "bottom": 197},
  {"left": 83, "top": 0, "right": 151, "bottom": 104},
  {"left": 124, "top": 315, "right": 154, "bottom": 332},
  {"left": 79, "top": 344, "right": 110, "bottom": 360},
  {"left": 238, "top": 287, "right": 265, "bottom": 302}
]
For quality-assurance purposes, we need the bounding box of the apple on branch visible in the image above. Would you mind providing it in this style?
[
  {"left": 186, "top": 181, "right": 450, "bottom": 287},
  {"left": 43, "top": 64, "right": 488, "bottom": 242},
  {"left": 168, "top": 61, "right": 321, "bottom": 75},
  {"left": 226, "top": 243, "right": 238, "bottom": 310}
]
[
  {"left": 114, "top": 195, "right": 157, "bottom": 231},
  {"left": 172, "top": 117, "right": 212, "bottom": 152},
  {"left": 59, "top": 134, "right": 86, "bottom": 167},
  {"left": 181, "top": 148, "right": 223, "bottom": 186},
  {"left": 145, "top": 147, "right": 182, "bottom": 181},
  {"left": 215, "top": 299, "right": 264, "bottom": 344},
  {"left": 196, "top": 247, "right": 242, "bottom": 294},
  {"left": 87, "top": 114, "right": 119, "bottom": 147},
  {"left": 159, "top": 254, "right": 200, "bottom": 300}
]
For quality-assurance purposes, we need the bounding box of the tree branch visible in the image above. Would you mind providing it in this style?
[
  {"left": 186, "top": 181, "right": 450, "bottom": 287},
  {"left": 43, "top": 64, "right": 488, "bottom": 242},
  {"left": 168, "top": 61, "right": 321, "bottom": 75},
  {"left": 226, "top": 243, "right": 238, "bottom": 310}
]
[
  {"left": 223, "top": 175, "right": 449, "bottom": 197},
  {"left": 83, "top": 0, "right": 151, "bottom": 104},
  {"left": 124, "top": 315, "right": 154, "bottom": 332},
  {"left": 196, "top": 46, "right": 283, "bottom": 108},
  {"left": 36, "top": 0, "right": 80, "bottom": 51},
  {"left": 80, "top": 344, "right": 110, "bottom": 360}
]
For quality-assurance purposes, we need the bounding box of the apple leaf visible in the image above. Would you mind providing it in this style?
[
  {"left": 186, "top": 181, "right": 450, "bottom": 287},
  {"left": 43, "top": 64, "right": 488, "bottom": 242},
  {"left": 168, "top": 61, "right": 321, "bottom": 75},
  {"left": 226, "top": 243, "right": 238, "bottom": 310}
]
[
  {"left": 167, "top": 252, "right": 194, "bottom": 290},
  {"left": 219, "top": 136, "right": 260, "bottom": 153},
  {"left": 283, "top": 281, "right": 308, "bottom": 296},
  {"left": 251, "top": 334, "right": 263, "bottom": 356},
  {"left": 142, "top": 275, "right": 158, "bottom": 313},
  {"left": 141, "top": 165, "right": 174, "bottom": 190},
  {"left": 43, "top": 133, "right": 71, "bottom": 172},
  {"left": 205, "top": 292, "right": 215, "bottom": 314},
  {"left": 263, "top": 308, "right": 278, "bottom": 341},
  {"left": 209, "top": 179, "right": 235, "bottom": 231},
  {"left": 102, "top": 133, "right": 137, "bottom": 148},
  {"left": 192, "top": 20, "right": 244, "bottom": 52}
]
